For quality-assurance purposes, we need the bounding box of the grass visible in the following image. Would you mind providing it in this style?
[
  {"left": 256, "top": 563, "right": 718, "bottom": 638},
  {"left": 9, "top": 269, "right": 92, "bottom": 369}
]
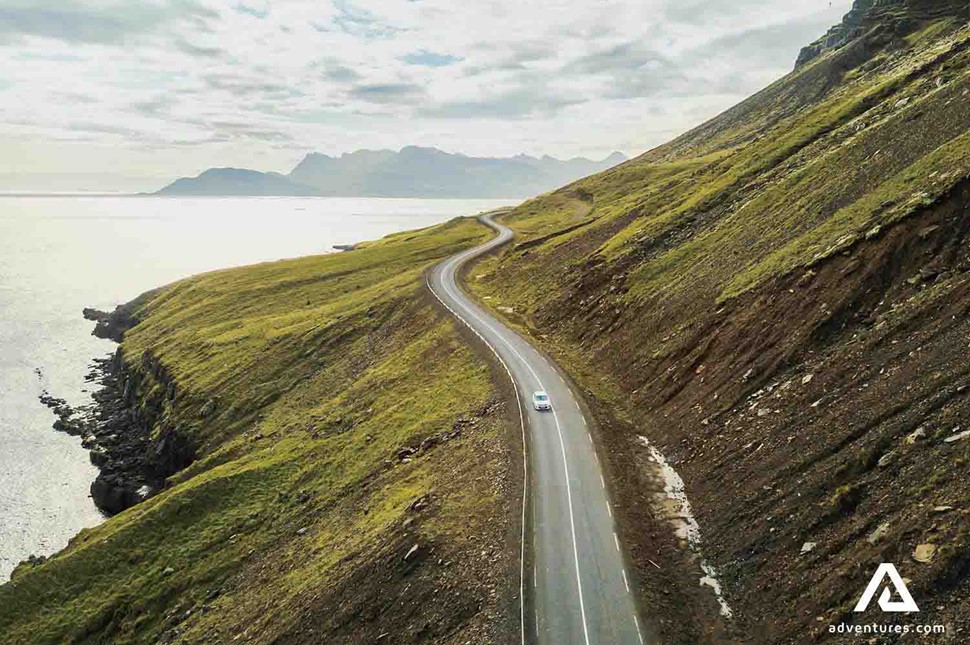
[
  {"left": 0, "top": 216, "right": 515, "bottom": 644},
  {"left": 724, "top": 128, "right": 970, "bottom": 299},
  {"left": 467, "top": 20, "right": 970, "bottom": 327}
]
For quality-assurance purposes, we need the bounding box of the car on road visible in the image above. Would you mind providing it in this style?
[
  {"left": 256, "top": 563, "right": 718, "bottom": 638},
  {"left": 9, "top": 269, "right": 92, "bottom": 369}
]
[{"left": 533, "top": 391, "right": 552, "bottom": 411}]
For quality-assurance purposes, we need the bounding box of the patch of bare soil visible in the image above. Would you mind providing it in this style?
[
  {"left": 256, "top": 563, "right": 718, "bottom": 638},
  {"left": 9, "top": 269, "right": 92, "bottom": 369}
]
[
  {"left": 582, "top": 183, "right": 970, "bottom": 642},
  {"left": 582, "top": 390, "right": 740, "bottom": 644},
  {"left": 473, "top": 176, "right": 970, "bottom": 641}
]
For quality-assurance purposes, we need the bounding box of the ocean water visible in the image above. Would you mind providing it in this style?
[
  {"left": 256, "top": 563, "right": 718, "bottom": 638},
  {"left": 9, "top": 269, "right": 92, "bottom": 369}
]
[{"left": 0, "top": 195, "right": 514, "bottom": 581}]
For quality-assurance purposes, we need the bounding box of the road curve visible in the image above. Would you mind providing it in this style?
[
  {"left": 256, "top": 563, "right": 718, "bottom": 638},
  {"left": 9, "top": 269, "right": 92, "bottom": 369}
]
[{"left": 427, "top": 211, "right": 647, "bottom": 645}]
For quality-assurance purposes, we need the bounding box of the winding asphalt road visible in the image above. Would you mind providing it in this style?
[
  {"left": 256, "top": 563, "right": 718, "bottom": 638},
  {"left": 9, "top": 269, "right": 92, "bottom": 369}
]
[{"left": 427, "top": 211, "right": 647, "bottom": 645}]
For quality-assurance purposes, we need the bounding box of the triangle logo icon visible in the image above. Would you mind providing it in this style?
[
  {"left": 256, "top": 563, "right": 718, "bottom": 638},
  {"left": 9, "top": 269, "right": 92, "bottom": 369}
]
[{"left": 854, "top": 563, "right": 919, "bottom": 613}]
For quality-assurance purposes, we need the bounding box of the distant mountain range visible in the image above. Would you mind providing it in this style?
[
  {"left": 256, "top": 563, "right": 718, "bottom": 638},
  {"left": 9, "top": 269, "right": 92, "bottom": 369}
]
[{"left": 155, "top": 146, "right": 627, "bottom": 198}]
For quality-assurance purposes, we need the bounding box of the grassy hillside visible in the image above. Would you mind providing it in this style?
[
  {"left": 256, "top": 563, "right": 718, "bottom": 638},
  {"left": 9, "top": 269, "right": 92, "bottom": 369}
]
[
  {"left": 469, "top": 16, "right": 970, "bottom": 644},
  {"left": 0, "top": 217, "right": 519, "bottom": 644}
]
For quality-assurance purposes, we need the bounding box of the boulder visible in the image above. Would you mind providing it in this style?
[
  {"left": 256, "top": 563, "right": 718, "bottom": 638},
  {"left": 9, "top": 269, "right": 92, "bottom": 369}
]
[
  {"left": 913, "top": 544, "right": 937, "bottom": 563},
  {"left": 867, "top": 522, "right": 890, "bottom": 545},
  {"left": 90, "top": 476, "right": 143, "bottom": 515}
]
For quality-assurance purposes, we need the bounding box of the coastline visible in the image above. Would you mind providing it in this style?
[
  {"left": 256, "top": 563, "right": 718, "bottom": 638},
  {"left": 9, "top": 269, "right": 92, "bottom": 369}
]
[
  {"left": 34, "top": 301, "right": 193, "bottom": 524},
  {"left": 0, "top": 195, "right": 514, "bottom": 589},
  {"left": 1, "top": 215, "right": 520, "bottom": 643}
]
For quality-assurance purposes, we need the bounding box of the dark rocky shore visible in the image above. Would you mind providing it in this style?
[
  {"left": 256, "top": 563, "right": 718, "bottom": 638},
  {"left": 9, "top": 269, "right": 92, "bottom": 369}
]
[{"left": 39, "top": 304, "right": 195, "bottom": 515}]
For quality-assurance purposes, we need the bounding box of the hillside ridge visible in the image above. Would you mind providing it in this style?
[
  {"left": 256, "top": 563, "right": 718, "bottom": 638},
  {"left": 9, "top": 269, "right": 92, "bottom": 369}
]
[
  {"left": 0, "top": 218, "right": 521, "bottom": 644},
  {"left": 466, "top": 10, "right": 970, "bottom": 642}
]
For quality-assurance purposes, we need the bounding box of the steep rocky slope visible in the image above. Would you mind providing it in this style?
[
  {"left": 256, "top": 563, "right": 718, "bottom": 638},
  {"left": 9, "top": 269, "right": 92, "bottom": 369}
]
[
  {"left": 469, "top": 7, "right": 970, "bottom": 643},
  {"left": 797, "top": 0, "right": 967, "bottom": 67},
  {"left": 0, "top": 218, "right": 520, "bottom": 644}
]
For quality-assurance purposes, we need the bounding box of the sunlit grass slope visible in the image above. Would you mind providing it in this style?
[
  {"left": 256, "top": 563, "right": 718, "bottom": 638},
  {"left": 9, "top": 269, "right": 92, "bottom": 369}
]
[
  {"left": 0, "top": 217, "right": 517, "bottom": 644},
  {"left": 480, "top": 20, "right": 970, "bottom": 318}
]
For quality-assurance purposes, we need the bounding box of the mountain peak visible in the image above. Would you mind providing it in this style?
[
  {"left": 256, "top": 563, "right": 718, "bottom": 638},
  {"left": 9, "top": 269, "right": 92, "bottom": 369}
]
[
  {"left": 795, "top": 0, "right": 968, "bottom": 68},
  {"left": 300, "top": 152, "right": 333, "bottom": 162},
  {"left": 399, "top": 145, "right": 455, "bottom": 158}
]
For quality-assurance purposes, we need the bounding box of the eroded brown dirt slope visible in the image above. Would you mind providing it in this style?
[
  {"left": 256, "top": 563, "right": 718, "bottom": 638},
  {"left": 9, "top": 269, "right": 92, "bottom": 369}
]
[{"left": 469, "top": 6, "right": 970, "bottom": 643}]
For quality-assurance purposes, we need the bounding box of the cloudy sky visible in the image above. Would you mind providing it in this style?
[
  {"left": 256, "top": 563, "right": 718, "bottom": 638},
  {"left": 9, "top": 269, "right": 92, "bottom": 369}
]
[{"left": 0, "top": 0, "right": 851, "bottom": 191}]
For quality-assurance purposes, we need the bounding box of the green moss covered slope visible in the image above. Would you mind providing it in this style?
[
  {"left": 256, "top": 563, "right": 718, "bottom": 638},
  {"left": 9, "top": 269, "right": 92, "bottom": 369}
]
[{"left": 0, "top": 217, "right": 519, "bottom": 644}]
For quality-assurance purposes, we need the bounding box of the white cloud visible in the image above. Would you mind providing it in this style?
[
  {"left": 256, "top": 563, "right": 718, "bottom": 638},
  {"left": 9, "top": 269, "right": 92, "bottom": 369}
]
[{"left": 0, "top": 0, "right": 853, "bottom": 190}]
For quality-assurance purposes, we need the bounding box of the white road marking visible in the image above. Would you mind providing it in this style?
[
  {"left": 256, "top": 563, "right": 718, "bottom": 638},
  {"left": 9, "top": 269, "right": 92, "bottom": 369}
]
[
  {"left": 426, "top": 256, "right": 530, "bottom": 645},
  {"left": 428, "top": 215, "right": 645, "bottom": 645},
  {"left": 437, "top": 263, "right": 592, "bottom": 643},
  {"left": 436, "top": 257, "right": 545, "bottom": 387},
  {"left": 635, "top": 616, "right": 644, "bottom": 644},
  {"left": 607, "top": 501, "right": 613, "bottom": 518},
  {"left": 622, "top": 569, "right": 630, "bottom": 592},
  {"left": 550, "top": 407, "right": 592, "bottom": 645}
]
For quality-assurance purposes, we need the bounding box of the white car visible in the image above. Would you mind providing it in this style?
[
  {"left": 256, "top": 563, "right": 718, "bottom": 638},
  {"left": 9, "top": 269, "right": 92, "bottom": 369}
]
[{"left": 533, "top": 391, "right": 552, "bottom": 411}]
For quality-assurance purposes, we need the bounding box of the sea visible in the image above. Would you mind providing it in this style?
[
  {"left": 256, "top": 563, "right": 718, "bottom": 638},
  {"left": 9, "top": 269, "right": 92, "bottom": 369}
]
[{"left": 0, "top": 195, "right": 515, "bottom": 581}]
